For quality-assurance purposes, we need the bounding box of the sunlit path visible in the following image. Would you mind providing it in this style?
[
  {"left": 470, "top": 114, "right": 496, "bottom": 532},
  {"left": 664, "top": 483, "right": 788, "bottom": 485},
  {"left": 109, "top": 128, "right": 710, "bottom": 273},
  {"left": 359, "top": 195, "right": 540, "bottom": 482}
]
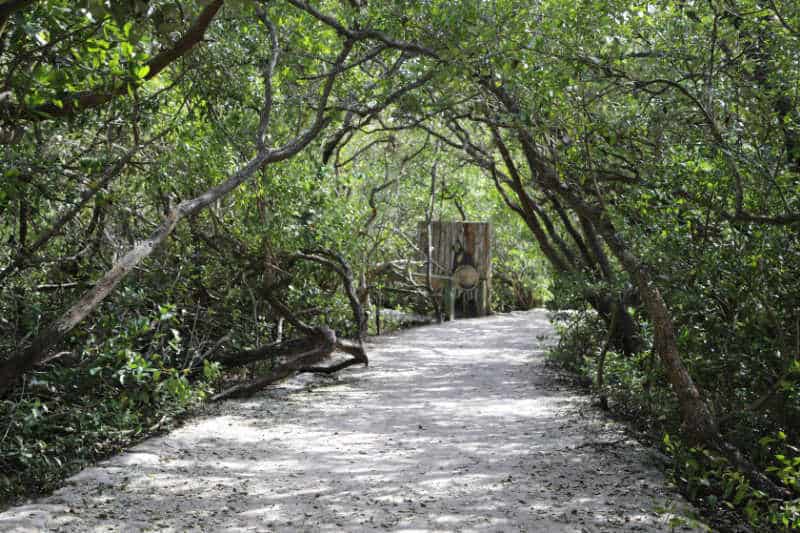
[{"left": 0, "top": 310, "right": 701, "bottom": 532}]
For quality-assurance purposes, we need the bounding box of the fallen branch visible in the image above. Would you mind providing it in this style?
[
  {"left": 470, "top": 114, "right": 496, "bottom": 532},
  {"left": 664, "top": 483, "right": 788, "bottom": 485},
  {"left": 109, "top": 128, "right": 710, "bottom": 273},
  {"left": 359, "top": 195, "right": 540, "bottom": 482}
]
[
  {"left": 335, "top": 337, "right": 367, "bottom": 362},
  {"left": 0, "top": 36, "right": 354, "bottom": 398},
  {"left": 210, "top": 334, "right": 328, "bottom": 371},
  {"left": 300, "top": 357, "right": 362, "bottom": 374},
  {"left": 211, "top": 326, "right": 336, "bottom": 401},
  {"left": 294, "top": 249, "right": 368, "bottom": 340}
]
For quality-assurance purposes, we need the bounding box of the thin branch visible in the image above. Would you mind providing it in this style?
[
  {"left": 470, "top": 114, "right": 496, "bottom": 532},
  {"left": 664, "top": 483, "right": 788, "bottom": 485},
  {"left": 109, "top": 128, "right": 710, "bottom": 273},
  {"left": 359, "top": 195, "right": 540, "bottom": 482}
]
[
  {"left": 284, "top": 0, "right": 439, "bottom": 58},
  {"left": 256, "top": 5, "right": 280, "bottom": 150},
  {"left": 0, "top": 35, "right": 355, "bottom": 397},
  {"left": 5, "top": 0, "right": 224, "bottom": 120},
  {"left": 0, "top": 130, "right": 171, "bottom": 285},
  {"left": 336, "top": 137, "right": 393, "bottom": 168},
  {"left": 768, "top": 0, "right": 800, "bottom": 36}
]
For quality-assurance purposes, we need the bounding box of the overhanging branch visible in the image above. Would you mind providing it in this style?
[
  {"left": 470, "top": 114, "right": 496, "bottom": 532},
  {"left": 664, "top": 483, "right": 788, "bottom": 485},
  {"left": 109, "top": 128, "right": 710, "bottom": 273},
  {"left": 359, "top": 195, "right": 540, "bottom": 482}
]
[{"left": 4, "top": 0, "right": 224, "bottom": 120}]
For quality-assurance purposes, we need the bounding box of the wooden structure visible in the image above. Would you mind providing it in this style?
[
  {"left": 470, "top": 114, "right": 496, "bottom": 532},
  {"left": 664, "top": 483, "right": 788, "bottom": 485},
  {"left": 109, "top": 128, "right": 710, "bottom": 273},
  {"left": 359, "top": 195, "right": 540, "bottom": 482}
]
[{"left": 417, "top": 221, "right": 492, "bottom": 319}]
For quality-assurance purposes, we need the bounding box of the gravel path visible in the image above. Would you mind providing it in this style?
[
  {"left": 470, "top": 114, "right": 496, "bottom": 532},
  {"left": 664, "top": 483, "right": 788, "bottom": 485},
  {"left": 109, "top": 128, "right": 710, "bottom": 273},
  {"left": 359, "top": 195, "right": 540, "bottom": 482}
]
[{"left": 0, "top": 310, "right": 703, "bottom": 532}]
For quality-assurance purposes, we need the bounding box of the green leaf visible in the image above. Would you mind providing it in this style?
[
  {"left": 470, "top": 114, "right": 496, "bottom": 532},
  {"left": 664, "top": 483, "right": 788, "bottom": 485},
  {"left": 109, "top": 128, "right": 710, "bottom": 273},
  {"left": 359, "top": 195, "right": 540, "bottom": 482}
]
[
  {"left": 698, "top": 160, "right": 714, "bottom": 172},
  {"left": 121, "top": 41, "right": 134, "bottom": 58}
]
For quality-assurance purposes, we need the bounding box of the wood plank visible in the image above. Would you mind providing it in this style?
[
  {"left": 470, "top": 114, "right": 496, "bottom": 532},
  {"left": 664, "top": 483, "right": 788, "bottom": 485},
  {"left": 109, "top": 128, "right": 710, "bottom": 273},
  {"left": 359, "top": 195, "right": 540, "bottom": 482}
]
[
  {"left": 451, "top": 221, "right": 458, "bottom": 271},
  {"left": 468, "top": 223, "right": 477, "bottom": 260},
  {"left": 441, "top": 221, "right": 450, "bottom": 274},
  {"left": 483, "top": 223, "right": 490, "bottom": 276},
  {"left": 436, "top": 221, "right": 444, "bottom": 275},
  {"left": 472, "top": 223, "right": 483, "bottom": 274},
  {"left": 477, "top": 279, "right": 488, "bottom": 316},
  {"left": 417, "top": 222, "right": 425, "bottom": 262},
  {"left": 444, "top": 280, "right": 455, "bottom": 321},
  {"left": 484, "top": 224, "right": 490, "bottom": 276}
]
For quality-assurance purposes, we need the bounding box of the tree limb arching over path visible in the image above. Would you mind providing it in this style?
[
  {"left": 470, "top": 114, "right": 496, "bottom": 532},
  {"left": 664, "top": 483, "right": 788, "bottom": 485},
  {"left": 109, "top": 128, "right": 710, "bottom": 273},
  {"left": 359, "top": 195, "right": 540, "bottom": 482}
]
[{"left": 0, "top": 310, "right": 702, "bottom": 532}]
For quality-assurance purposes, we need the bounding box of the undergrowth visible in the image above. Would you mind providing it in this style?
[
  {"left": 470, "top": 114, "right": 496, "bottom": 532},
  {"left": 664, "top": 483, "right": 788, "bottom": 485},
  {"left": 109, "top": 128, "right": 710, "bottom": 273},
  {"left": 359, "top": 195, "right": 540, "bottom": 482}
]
[
  {"left": 0, "top": 305, "right": 220, "bottom": 508},
  {"left": 548, "top": 310, "right": 800, "bottom": 532},
  {"left": 0, "top": 298, "right": 435, "bottom": 509}
]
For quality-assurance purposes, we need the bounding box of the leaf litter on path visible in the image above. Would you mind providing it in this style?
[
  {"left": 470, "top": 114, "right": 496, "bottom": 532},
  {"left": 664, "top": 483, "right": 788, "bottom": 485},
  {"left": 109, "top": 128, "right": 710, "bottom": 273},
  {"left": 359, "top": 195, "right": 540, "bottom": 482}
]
[{"left": 0, "top": 310, "right": 705, "bottom": 532}]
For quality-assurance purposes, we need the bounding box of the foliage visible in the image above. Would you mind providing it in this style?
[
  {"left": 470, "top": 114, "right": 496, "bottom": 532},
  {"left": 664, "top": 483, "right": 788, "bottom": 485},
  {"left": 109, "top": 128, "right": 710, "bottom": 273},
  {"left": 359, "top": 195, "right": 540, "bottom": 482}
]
[
  {"left": 492, "top": 212, "right": 553, "bottom": 311},
  {"left": 0, "top": 303, "right": 214, "bottom": 501},
  {"left": 0, "top": 0, "right": 542, "bottom": 506},
  {"left": 548, "top": 311, "right": 605, "bottom": 373},
  {"left": 552, "top": 311, "right": 800, "bottom": 528},
  {"left": 663, "top": 433, "right": 800, "bottom": 531},
  {"left": 2, "top": 1, "right": 800, "bottom": 528}
]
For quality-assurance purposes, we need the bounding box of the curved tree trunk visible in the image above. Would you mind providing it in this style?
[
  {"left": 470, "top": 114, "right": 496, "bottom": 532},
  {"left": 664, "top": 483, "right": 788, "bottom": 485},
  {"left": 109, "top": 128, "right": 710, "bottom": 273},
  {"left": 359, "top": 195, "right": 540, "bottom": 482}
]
[
  {"left": 510, "top": 123, "right": 722, "bottom": 445},
  {"left": 482, "top": 78, "right": 722, "bottom": 447},
  {"left": 0, "top": 34, "right": 356, "bottom": 398},
  {"left": 482, "top": 95, "right": 790, "bottom": 494}
]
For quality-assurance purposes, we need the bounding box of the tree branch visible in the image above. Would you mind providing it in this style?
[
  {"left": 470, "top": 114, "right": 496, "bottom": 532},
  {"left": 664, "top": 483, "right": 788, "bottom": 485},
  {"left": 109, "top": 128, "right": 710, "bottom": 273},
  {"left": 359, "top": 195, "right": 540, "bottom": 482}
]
[
  {"left": 284, "top": 0, "right": 439, "bottom": 58},
  {"left": 5, "top": 0, "right": 224, "bottom": 120},
  {"left": 0, "top": 34, "right": 355, "bottom": 398}
]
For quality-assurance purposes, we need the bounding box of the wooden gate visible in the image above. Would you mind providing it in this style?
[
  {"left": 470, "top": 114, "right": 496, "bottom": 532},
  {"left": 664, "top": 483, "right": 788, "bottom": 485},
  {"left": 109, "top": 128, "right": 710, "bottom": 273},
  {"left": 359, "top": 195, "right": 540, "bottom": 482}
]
[{"left": 417, "top": 221, "right": 492, "bottom": 318}]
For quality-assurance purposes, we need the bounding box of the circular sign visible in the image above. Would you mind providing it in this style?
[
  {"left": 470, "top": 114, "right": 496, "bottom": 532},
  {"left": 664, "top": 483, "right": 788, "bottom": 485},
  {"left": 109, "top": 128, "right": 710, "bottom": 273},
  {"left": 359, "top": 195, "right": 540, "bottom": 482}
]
[{"left": 453, "top": 264, "right": 480, "bottom": 289}]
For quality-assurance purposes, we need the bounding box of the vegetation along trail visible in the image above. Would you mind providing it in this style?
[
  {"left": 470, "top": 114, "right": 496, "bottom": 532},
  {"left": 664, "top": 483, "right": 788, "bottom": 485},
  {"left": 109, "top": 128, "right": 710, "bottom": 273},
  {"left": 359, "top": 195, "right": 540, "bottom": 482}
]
[{"left": 0, "top": 310, "right": 700, "bottom": 532}]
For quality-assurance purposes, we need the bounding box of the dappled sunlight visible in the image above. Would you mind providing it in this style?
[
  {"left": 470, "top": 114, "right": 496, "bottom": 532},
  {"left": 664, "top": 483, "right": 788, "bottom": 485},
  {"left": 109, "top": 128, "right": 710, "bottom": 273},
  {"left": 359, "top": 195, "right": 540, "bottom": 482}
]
[{"left": 0, "top": 310, "right": 700, "bottom": 532}]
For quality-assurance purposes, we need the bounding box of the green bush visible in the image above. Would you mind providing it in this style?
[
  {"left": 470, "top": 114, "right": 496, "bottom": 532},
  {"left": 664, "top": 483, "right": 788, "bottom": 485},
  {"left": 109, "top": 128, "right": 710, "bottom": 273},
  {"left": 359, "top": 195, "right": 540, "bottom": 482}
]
[
  {"left": 0, "top": 307, "right": 214, "bottom": 505},
  {"left": 549, "top": 311, "right": 800, "bottom": 529},
  {"left": 663, "top": 433, "right": 800, "bottom": 531}
]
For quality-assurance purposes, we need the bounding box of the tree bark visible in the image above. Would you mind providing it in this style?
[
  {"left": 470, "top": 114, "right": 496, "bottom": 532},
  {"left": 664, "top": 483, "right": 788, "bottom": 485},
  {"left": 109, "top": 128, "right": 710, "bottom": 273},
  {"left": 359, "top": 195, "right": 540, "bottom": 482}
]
[
  {"left": 487, "top": 125, "right": 642, "bottom": 355},
  {"left": 596, "top": 301, "right": 619, "bottom": 410},
  {"left": 210, "top": 334, "right": 329, "bottom": 371},
  {"left": 488, "top": 94, "right": 787, "bottom": 494},
  {"left": 261, "top": 285, "right": 367, "bottom": 367},
  {"left": 295, "top": 249, "right": 368, "bottom": 340},
  {"left": 210, "top": 326, "right": 336, "bottom": 401},
  {"left": 482, "top": 79, "right": 722, "bottom": 446},
  {"left": 517, "top": 132, "right": 721, "bottom": 445}
]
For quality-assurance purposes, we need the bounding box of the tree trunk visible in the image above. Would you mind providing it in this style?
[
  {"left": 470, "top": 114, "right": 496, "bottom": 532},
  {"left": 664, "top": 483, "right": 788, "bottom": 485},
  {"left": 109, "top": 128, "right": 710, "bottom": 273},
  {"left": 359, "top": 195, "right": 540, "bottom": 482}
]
[
  {"left": 0, "top": 34, "right": 355, "bottom": 398},
  {"left": 596, "top": 300, "right": 620, "bottom": 410},
  {"left": 486, "top": 89, "right": 723, "bottom": 443}
]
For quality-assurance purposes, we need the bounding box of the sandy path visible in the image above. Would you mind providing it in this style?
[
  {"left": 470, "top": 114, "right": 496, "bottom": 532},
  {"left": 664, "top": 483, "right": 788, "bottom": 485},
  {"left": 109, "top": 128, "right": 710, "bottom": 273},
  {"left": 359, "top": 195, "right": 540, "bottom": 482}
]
[{"left": 0, "top": 310, "right": 702, "bottom": 532}]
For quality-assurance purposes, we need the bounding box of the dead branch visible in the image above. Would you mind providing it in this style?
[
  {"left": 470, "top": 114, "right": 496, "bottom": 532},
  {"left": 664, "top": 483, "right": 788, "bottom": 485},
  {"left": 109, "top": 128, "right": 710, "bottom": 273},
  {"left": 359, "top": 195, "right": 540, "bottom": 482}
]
[
  {"left": 211, "top": 326, "right": 336, "bottom": 400},
  {"left": 294, "top": 249, "right": 368, "bottom": 341}
]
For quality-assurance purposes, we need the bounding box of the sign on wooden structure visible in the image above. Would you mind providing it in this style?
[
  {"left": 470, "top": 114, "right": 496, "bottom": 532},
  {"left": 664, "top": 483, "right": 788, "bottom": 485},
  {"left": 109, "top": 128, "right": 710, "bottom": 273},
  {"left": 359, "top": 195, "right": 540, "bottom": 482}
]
[{"left": 417, "top": 221, "right": 492, "bottom": 318}]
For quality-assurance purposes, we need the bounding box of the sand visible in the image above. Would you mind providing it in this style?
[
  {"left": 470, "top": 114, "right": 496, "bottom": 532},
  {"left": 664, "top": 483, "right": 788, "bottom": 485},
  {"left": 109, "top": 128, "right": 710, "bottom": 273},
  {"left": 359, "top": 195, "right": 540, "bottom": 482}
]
[{"left": 0, "top": 310, "right": 704, "bottom": 532}]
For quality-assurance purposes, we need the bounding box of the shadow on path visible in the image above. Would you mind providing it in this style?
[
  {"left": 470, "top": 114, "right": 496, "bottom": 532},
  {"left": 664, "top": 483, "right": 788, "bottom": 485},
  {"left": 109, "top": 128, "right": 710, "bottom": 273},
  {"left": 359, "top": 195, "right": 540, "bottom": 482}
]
[{"left": 0, "top": 310, "right": 702, "bottom": 532}]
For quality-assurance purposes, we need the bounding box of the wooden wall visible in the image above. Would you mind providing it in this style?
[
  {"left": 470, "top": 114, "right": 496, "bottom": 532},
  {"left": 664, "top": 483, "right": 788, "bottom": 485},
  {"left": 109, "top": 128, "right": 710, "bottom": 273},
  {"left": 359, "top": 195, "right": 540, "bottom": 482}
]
[{"left": 417, "top": 221, "right": 492, "bottom": 317}]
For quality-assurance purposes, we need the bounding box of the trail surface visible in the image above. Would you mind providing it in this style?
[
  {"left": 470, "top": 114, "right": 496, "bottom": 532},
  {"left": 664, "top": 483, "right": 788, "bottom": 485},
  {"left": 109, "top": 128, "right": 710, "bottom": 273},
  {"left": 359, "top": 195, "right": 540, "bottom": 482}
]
[{"left": 1, "top": 310, "right": 701, "bottom": 532}]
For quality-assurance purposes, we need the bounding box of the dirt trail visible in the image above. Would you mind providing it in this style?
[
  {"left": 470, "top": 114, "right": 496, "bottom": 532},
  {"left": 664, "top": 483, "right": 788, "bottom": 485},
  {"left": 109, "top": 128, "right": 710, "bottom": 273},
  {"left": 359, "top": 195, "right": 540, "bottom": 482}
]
[{"left": 0, "top": 310, "right": 703, "bottom": 532}]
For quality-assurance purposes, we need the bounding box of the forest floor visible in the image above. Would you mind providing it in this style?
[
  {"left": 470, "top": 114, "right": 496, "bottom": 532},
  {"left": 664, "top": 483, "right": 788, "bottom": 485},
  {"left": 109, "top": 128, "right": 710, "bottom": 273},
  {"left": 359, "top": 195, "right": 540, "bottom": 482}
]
[{"left": 0, "top": 310, "right": 705, "bottom": 532}]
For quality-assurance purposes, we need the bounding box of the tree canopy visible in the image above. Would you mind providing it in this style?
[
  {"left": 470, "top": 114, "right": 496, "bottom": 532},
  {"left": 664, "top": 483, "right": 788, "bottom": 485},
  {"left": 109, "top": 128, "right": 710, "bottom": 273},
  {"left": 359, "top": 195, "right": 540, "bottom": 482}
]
[{"left": 1, "top": 0, "right": 799, "bottom": 528}]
